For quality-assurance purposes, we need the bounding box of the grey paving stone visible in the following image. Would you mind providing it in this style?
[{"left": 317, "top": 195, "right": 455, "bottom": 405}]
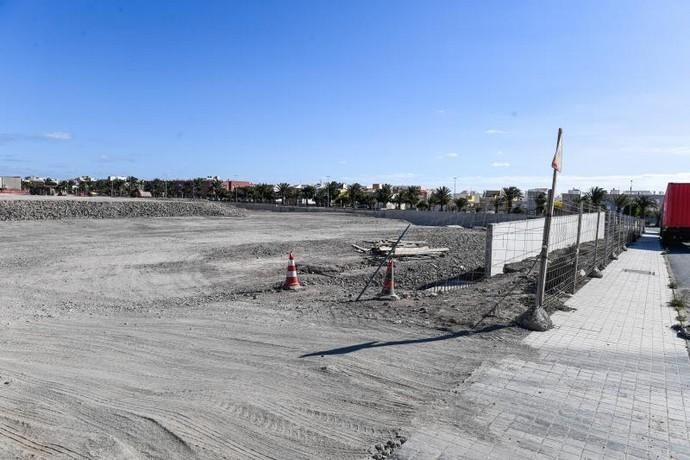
[{"left": 396, "top": 234, "right": 690, "bottom": 459}]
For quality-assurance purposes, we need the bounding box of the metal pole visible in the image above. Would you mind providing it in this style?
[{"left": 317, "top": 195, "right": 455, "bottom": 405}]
[
  {"left": 572, "top": 200, "right": 584, "bottom": 293},
  {"left": 617, "top": 212, "right": 623, "bottom": 252},
  {"left": 593, "top": 205, "right": 601, "bottom": 270},
  {"left": 536, "top": 169, "right": 558, "bottom": 308},
  {"left": 603, "top": 210, "right": 609, "bottom": 261}
]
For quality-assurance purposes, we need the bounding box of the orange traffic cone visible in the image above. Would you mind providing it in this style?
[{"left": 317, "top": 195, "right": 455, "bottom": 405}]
[
  {"left": 376, "top": 259, "right": 399, "bottom": 300},
  {"left": 283, "top": 252, "right": 302, "bottom": 290}
]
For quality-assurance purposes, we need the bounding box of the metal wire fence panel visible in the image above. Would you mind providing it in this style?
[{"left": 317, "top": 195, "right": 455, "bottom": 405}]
[
  {"left": 542, "top": 205, "right": 643, "bottom": 308},
  {"left": 478, "top": 200, "right": 644, "bottom": 310}
]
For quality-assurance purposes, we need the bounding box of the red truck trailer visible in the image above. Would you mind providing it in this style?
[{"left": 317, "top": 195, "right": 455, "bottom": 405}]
[{"left": 661, "top": 183, "right": 690, "bottom": 245}]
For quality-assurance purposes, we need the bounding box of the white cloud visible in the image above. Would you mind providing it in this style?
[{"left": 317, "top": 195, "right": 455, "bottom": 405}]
[
  {"left": 0, "top": 131, "right": 73, "bottom": 144},
  {"left": 439, "top": 153, "right": 458, "bottom": 160},
  {"left": 491, "top": 162, "right": 511, "bottom": 168},
  {"left": 42, "top": 132, "right": 72, "bottom": 141},
  {"left": 485, "top": 129, "right": 505, "bottom": 135}
]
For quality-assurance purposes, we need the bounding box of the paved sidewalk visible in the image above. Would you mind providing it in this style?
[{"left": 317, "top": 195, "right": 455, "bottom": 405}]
[{"left": 396, "top": 234, "right": 690, "bottom": 459}]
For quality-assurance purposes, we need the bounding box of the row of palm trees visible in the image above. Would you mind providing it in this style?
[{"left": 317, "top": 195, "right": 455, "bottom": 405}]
[
  {"left": 239, "top": 182, "right": 468, "bottom": 211},
  {"left": 39, "top": 176, "right": 660, "bottom": 218},
  {"left": 530, "top": 186, "right": 658, "bottom": 218}
]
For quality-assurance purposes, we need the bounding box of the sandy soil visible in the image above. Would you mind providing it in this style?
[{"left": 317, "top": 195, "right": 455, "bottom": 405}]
[{"left": 0, "top": 212, "right": 533, "bottom": 459}]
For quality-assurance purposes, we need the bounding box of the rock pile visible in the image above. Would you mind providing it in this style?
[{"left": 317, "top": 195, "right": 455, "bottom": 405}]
[{"left": 0, "top": 199, "right": 245, "bottom": 221}]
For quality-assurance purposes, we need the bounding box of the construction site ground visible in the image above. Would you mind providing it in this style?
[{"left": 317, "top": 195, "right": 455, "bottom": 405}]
[{"left": 0, "top": 211, "right": 536, "bottom": 459}]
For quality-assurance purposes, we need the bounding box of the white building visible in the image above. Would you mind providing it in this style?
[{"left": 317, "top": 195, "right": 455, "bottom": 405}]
[
  {"left": 525, "top": 188, "right": 549, "bottom": 212},
  {"left": 0, "top": 176, "right": 22, "bottom": 191}
]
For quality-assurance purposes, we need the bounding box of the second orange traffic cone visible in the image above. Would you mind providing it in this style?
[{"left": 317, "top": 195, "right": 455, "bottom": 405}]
[
  {"left": 283, "top": 252, "right": 302, "bottom": 290},
  {"left": 376, "top": 259, "right": 399, "bottom": 300}
]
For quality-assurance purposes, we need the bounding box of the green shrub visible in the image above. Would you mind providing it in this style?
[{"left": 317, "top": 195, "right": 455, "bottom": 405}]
[{"left": 670, "top": 294, "right": 686, "bottom": 310}]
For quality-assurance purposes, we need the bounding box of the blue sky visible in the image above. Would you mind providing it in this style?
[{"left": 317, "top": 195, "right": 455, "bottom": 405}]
[{"left": 1, "top": 0, "right": 689, "bottom": 192}]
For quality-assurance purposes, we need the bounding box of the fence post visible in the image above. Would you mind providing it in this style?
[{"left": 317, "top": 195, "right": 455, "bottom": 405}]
[
  {"left": 622, "top": 214, "right": 629, "bottom": 250},
  {"left": 484, "top": 224, "right": 494, "bottom": 277},
  {"left": 591, "top": 206, "right": 603, "bottom": 277},
  {"left": 536, "top": 188, "right": 556, "bottom": 310},
  {"left": 519, "top": 128, "right": 562, "bottom": 332},
  {"left": 603, "top": 210, "right": 609, "bottom": 264},
  {"left": 572, "top": 201, "right": 584, "bottom": 293},
  {"left": 617, "top": 212, "right": 623, "bottom": 252}
]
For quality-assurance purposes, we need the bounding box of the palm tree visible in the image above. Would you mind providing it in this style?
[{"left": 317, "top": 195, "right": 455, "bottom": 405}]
[
  {"left": 534, "top": 191, "right": 547, "bottom": 215},
  {"left": 502, "top": 186, "right": 523, "bottom": 213},
  {"left": 492, "top": 194, "right": 504, "bottom": 213},
  {"left": 301, "top": 185, "right": 316, "bottom": 207},
  {"left": 585, "top": 186, "right": 607, "bottom": 209},
  {"left": 276, "top": 183, "right": 291, "bottom": 205},
  {"left": 417, "top": 200, "right": 429, "bottom": 211},
  {"left": 78, "top": 180, "right": 89, "bottom": 196},
  {"left": 191, "top": 178, "right": 205, "bottom": 199},
  {"left": 433, "top": 186, "right": 452, "bottom": 211},
  {"left": 612, "top": 194, "right": 629, "bottom": 213},
  {"left": 56, "top": 180, "right": 69, "bottom": 196},
  {"left": 454, "top": 197, "right": 469, "bottom": 212},
  {"left": 405, "top": 186, "right": 421, "bottom": 209},
  {"left": 326, "top": 181, "right": 342, "bottom": 207},
  {"left": 236, "top": 186, "right": 252, "bottom": 202},
  {"left": 347, "top": 183, "right": 363, "bottom": 208},
  {"left": 315, "top": 188, "right": 328, "bottom": 207},
  {"left": 210, "top": 179, "right": 225, "bottom": 201},
  {"left": 126, "top": 176, "right": 139, "bottom": 196},
  {"left": 393, "top": 192, "right": 405, "bottom": 210},
  {"left": 634, "top": 196, "right": 657, "bottom": 218},
  {"left": 375, "top": 184, "right": 393, "bottom": 209},
  {"left": 252, "top": 183, "right": 270, "bottom": 202},
  {"left": 364, "top": 194, "right": 377, "bottom": 209}
]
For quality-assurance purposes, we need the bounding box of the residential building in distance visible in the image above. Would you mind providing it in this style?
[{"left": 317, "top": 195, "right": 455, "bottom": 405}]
[
  {"left": 480, "top": 190, "right": 501, "bottom": 211},
  {"left": 561, "top": 189, "right": 583, "bottom": 205},
  {"left": 456, "top": 190, "right": 481, "bottom": 208},
  {"left": 222, "top": 180, "right": 254, "bottom": 191},
  {"left": 133, "top": 189, "right": 153, "bottom": 198},
  {"left": 0, "top": 176, "right": 23, "bottom": 193},
  {"left": 525, "top": 188, "right": 549, "bottom": 213}
]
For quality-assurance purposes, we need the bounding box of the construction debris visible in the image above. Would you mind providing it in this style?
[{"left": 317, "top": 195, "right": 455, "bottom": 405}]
[{"left": 354, "top": 239, "right": 449, "bottom": 257}]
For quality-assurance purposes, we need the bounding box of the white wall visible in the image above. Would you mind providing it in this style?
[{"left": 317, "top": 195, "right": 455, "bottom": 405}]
[
  {"left": 0, "top": 176, "right": 22, "bottom": 190},
  {"left": 485, "top": 212, "right": 605, "bottom": 277}
]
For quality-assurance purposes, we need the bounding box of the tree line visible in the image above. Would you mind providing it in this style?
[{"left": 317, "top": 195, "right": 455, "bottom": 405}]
[{"left": 24, "top": 178, "right": 659, "bottom": 217}]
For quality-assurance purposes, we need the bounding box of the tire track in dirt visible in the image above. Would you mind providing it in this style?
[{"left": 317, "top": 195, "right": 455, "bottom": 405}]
[{"left": 0, "top": 214, "right": 532, "bottom": 459}]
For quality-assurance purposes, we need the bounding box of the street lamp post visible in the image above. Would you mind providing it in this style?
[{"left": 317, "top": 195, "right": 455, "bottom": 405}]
[{"left": 326, "top": 175, "right": 331, "bottom": 208}]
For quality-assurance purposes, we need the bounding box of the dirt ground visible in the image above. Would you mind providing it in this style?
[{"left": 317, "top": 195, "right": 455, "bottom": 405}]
[{"left": 0, "top": 211, "right": 535, "bottom": 459}]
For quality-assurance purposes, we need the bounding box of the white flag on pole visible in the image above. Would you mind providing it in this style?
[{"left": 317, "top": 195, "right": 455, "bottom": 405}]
[{"left": 551, "top": 128, "right": 563, "bottom": 172}]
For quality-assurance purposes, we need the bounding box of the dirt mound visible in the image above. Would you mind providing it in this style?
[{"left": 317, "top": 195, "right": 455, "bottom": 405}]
[{"left": 0, "top": 198, "right": 245, "bottom": 221}]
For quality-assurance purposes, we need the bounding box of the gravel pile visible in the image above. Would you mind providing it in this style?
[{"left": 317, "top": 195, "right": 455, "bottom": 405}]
[{"left": 0, "top": 199, "right": 245, "bottom": 221}]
